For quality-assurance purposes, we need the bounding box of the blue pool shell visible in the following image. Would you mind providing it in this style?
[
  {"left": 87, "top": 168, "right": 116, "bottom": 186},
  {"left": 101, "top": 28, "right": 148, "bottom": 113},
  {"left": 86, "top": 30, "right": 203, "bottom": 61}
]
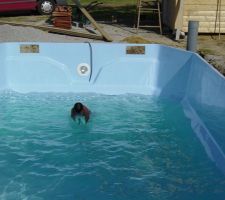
[{"left": 0, "top": 43, "right": 225, "bottom": 174}]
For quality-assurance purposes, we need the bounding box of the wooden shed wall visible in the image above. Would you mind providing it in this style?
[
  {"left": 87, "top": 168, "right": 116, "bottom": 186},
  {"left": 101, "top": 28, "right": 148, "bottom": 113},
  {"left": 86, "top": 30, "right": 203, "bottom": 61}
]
[
  {"left": 163, "top": 0, "right": 225, "bottom": 33},
  {"left": 183, "top": 0, "right": 225, "bottom": 33}
]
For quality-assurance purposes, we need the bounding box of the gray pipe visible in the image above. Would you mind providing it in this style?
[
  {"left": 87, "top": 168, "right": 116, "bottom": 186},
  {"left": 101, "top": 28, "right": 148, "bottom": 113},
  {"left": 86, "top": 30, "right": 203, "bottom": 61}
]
[{"left": 187, "top": 21, "right": 199, "bottom": 52}]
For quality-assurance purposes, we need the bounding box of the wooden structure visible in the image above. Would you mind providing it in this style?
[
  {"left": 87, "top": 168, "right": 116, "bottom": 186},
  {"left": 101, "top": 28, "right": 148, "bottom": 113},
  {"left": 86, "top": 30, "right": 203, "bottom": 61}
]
[
  {"left": 0, "top": 1, "right": 112, "bottom": 42},
  {"left": 136, "top": 0, "right": 162, "bottom": 34},
  {"left": 163, "top": 0, "right": 225, "bottom": 35},
  {"left": 74, "top": 0, "right": 112, "bottom": 41},
  {"left": 0, "top": 20, "right": 104, "bottom": 40},
  {"left": 52, "top": 6, "right": 72, "bottom": 29}
]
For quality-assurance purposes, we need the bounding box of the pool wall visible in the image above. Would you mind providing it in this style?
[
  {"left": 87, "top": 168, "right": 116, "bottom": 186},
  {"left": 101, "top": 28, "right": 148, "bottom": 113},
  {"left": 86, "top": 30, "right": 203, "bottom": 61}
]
[
  {"left": 0, "top": 43, "right": 225, "bottom": 174},
  {"left": 3, "top": 43, "right": 91, "bottom": 92},
  {"left": 0, "top": 44, "right": 6, "bottom": 90},
  {"left": 0, "top": 43, "right": 193, "bottom": 97},
  {"left": 186, "top": 54, "right": 225, "bottom": 108},
  {"left": 182, "top": 54, "right": 225, "bottom": 174}
]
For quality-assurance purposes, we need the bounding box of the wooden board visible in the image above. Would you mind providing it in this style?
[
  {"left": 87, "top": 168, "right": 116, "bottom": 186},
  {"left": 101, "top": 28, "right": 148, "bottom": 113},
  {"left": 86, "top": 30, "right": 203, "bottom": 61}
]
[
  {"left": 52, "top": 12, "right": 72, "bottom": 17},
  {"left": 182, "top": 27, "right": 225, "bottom": 32},
  {"left": 183, "top": 10, "right": 225, "bottom": 17},
  {"left": 0, "top": 21, "right": 104, "bottom": 40},
  {"left": 74, "top": 0, "right": 113, "bottom": 42},
  {"left": 183, "top": 21, "right": 225, "bottom": 27},
  {"left": 184, "top": 5, "right": 225, "bottom": 11},
  {"left": 184, "top": 0, "right": 225, "bottom": 5},
  {"left": 183, "top": 15, "right": 225, "bottom": 22}
]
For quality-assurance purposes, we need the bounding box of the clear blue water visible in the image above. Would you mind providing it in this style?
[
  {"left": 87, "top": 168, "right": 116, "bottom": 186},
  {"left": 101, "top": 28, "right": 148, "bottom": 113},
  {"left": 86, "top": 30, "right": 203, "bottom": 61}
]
[{"left": 0, "top": 92, "right": 225, "bottom": 200}]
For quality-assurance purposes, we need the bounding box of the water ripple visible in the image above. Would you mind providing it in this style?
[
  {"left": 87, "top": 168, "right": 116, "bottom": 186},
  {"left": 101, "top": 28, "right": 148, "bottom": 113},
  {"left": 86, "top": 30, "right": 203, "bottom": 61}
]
[{"left": 0, "top": 92, "right": 225, "bottom": 200}]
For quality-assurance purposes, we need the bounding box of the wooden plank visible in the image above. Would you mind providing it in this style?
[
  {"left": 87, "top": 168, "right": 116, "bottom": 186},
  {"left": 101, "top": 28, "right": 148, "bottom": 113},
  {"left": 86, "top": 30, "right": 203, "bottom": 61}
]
[
  {"left": 182, "top": 26, "right": 225, "bottom": 32},
  {"left": 52, "top": 12, "right": 72, "bottom": 17},
  {"left": 184, "top": 4, "right": 225, "bottom": 11},
  {"left": 183, "top": 10, "right": 225, "bottom": 17},
  {"left": 183, "top": 21, "right": 225, "bottom": 27},
  {"left": 182, "top": 19, "right": 225, "bottom": 33},
  {"left": 74, "top": 0, "right": 113, "bottom": 42},
  {"left": 0, "top": 21, "right": 104, "bottom": 40},
  {"left": 185, "top": 0, "right": 225, "bottom": 5},
  {"left": 183, "top": 15, "right": 225, "bottom": 22},
  {"left": 53, "top": 16, "right": 71, "bottom": 20},
  {"left": 53, "top": 20, "right": 72, "bottom": 29}
]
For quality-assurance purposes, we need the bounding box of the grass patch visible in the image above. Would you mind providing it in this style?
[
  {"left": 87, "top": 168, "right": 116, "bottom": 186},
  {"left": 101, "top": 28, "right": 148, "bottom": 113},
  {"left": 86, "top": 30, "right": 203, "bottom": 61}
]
[
  {"left": 199, "top": 48, "right": 215, "bottom": 56},
  {"left": 86, "top": 5, "right": 136, "bottom": 24},
  {"left": 122, "top": 36, "right": 151, "bottom": 44}
]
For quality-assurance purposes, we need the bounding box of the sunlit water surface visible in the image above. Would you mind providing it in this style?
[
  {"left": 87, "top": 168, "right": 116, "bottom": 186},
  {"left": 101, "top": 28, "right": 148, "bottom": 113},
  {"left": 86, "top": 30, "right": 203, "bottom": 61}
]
[{"left": 0, "top": 92, "right": 224, "bottom": 200}]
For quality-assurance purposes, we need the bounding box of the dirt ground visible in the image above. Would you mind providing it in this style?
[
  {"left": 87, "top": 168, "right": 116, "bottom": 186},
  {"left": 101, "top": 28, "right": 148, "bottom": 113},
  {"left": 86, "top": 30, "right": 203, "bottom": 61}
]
[{"left": 0, "top": 13, "right": 224, "bottom": 75}]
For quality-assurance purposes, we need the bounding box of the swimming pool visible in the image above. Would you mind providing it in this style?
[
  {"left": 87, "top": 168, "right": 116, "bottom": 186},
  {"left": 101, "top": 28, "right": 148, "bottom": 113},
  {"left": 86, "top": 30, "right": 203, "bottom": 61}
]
[{"left": 0, "top": 43, "right": 225, "bottom": 199}]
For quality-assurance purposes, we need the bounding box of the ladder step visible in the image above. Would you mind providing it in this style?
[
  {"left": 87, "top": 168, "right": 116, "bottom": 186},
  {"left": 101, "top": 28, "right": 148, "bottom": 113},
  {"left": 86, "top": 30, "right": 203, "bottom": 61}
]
[
  {"left": 139, "top": 10, "right": 160, "bottom": 12},
  {"left": 139, "top": 25, "right": 161, "bottom": 28},
  {"left": 138, "top": 5, "right": 158, "bottom": 8},
  {"left": 136, "top": 0, "right": 162, "bottom": 34}
]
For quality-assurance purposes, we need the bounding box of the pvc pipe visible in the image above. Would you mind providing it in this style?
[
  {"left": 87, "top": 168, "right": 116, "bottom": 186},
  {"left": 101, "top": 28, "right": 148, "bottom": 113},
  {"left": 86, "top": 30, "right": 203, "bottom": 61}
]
[{"left": 187, "top": 21, "right": 199, "bottom": 52}]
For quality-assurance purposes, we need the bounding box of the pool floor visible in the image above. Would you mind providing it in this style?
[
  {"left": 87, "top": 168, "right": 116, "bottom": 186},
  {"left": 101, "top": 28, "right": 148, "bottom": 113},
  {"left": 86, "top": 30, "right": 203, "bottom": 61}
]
[{"left": 0, "top": 92, "right": 225, "bottom": 200}]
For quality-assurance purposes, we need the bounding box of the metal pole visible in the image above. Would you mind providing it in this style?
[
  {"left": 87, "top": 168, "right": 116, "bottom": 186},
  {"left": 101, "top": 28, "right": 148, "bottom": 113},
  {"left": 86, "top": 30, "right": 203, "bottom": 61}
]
[{"left": 187, "top": 20, "right": 199, "bottom": 52}]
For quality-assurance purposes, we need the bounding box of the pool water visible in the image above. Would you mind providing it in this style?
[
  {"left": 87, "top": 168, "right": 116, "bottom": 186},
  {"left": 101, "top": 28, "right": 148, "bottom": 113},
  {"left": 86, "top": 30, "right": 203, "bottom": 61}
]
[
  {"left": 0, "top": 92, "right": 225, "bottom": 200},
  {"left": 190, "top": 101, "right": 225, "bottom": 154}
]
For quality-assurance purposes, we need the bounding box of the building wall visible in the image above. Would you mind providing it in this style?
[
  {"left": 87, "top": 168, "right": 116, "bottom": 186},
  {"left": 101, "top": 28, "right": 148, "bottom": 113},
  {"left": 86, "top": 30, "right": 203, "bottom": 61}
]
[
  {"left": 183, "top": 0, "right": 225, "bottom": 33},
  {"left": 163, "top": 0, "right": 225, "bottom": 33}
]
